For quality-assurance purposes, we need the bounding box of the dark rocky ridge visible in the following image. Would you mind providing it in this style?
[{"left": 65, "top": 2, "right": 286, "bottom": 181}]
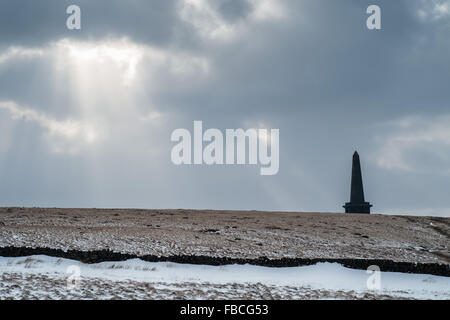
[{"left": 0, "top": 246, "right": 449, "bottom": 277}]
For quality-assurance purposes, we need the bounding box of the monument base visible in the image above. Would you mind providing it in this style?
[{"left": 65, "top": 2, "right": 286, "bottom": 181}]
[{"left": 343, "top": 202, "right": 372, "bottom": 214}]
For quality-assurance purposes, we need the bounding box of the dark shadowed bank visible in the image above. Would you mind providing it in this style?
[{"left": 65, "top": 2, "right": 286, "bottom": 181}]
[{"left": 0, "top": 246, "right": 448, "bottom": 277}]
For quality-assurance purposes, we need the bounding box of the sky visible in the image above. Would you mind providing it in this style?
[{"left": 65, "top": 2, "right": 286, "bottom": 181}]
[{"left": 0, "top": 0, "right": 449, "bottom": 216}]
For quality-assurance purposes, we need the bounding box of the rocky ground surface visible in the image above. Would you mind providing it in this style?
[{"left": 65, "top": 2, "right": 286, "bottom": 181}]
[{"left": 0, "top": 207, "right": 448, "bottom": 264}]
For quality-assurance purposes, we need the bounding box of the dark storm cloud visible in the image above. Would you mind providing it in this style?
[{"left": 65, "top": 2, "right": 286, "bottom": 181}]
[
  {"left": 1, "top": 0, "right": 447, "bottom": 110},
  {"left": 147, "top": 0, "right": 450, "bottom": 121},
  {"left": 0, "top": 0, "right": 178, "bottom": 49},
  {"left": 3, "top": 0, "right": 449, "bottom": 118},
  {"left": 217, "top": 0, "right": 253, "bottom": 22}
]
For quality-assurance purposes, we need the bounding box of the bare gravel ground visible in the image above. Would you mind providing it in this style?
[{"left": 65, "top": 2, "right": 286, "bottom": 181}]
[{"left": 0, "top": 207, "right": 448, "bottom": 264}]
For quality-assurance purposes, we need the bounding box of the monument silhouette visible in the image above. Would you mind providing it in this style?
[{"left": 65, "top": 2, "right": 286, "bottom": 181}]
[{"left": 343, "top": 151, "right": 372, "bottom": 214}]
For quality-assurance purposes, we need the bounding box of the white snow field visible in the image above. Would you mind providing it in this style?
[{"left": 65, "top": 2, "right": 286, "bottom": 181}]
[{"left": 0, "top": 255, "right": 448, "bottom": 300}]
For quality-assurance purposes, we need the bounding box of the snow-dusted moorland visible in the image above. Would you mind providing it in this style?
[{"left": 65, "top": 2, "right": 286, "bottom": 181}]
[{"left": 0, "top": 208, "right": 448, "bottom": 263}]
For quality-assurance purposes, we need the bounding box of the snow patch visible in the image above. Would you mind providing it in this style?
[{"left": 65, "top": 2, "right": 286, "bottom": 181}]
[{"left": 0, "top": 255, "right": 448, "bottom": 299}]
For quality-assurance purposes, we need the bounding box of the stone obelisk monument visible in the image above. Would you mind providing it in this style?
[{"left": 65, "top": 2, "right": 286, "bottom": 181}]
[{"left": 344, "top": 151, "right": 372, "bottom": 214}]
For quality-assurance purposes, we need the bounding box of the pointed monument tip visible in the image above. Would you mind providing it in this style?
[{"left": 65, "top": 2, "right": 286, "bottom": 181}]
[{"left": 353, "top": 151, "right": 359, "bottom": 157}]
